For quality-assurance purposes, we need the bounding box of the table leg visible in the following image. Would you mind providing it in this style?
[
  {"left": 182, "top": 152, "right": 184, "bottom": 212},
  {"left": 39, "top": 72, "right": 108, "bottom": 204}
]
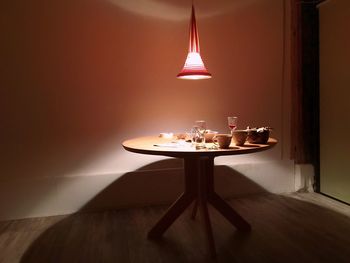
[
  {"left": 209, "top": 193, "right": 251, "bottom": 232},
  {"left": 148, "top": 193, "right": 195, "bottom": 239},
  {"left": 148, "top": 155, "right": 250, "bottom": 257},
  {"left": 198, "top": 157, "right": 216, "bottom": 258},
  {"left": 185, "top": 157, "right": 198, "bottom": 221},
  {"left": 204, "top": 157, "right": 251, "bottom": 232},
  {"left": 148, "top": 158, "right": 198, "bottom": 239}
]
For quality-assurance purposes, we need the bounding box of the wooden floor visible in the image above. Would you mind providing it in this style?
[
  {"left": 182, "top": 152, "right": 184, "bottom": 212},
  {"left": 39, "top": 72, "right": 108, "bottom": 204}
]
[{"left": 1, "top": 193, "right": 350, "bottom": 263}]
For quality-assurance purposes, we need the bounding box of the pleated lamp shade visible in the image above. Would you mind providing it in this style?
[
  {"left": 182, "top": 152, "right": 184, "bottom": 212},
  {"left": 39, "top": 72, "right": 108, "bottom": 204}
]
[{"left": 177, "top": 5, "right": 212, "bottom": 80}]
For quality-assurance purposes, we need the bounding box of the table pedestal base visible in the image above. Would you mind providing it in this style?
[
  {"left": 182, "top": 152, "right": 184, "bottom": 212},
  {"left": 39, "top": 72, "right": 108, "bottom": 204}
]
[{"left": 147, "top": 157, "right": 251, "bottom": 258}]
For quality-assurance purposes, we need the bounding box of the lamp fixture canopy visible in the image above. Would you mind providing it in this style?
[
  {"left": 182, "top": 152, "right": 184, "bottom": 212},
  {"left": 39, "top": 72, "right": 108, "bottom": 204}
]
[{"left": 177, "top": 5, "right": 212, "bottom": 80}]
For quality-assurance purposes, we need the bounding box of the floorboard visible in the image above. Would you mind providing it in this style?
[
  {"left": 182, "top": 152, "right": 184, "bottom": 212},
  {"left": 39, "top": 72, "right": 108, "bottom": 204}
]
[{"left": 1, "top": 193, "right": 350, "bottom": 263}]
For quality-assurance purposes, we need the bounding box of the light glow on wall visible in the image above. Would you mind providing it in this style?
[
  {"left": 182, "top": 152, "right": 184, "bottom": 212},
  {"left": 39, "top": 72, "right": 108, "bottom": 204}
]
[{"left": 107, "top": 0, "right": 256, "bottom": 21}]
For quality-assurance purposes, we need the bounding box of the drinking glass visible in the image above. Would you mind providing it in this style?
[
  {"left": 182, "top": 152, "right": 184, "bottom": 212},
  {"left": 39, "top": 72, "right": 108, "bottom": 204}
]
[
  {"left": 228, "top": 117, "right": 238, "bottom": 133},
  {"left": 193, "top": 120, "right": 207, "bottom": 149},
  {"left": 195, "top": 120, "right": 206, "bottom": 134}
]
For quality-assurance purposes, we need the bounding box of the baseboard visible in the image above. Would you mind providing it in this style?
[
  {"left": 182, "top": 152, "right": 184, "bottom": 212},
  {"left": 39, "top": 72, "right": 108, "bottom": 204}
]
[{"left": 0, "top": 160, "right": 294, "bottom": 221}]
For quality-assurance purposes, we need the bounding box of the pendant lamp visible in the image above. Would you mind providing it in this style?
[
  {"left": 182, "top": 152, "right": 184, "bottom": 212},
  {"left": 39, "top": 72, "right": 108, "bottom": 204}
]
[{"left": 177, "top": 5, "right": 212, "bottom": 80}]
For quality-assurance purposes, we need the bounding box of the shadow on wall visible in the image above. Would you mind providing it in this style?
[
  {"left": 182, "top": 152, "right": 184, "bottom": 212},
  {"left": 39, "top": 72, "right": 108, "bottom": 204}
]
[
  {"left": 79, "top": 159, "right": 267, "bottom": 212},
  {"left": 17, "top": 193, "right": 350, "bottom": 262}
]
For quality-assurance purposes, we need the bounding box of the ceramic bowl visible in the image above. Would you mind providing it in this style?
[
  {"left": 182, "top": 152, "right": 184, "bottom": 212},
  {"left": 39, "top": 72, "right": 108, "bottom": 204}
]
[
  {"left": 231, "top": 130, "right": 248, "bottom": 146},
  {"left": 247, "top": 129, "right": 270, "bottom": 144},
  {"left": 204, "top": 130, "right": 218, "bottom": 142}
]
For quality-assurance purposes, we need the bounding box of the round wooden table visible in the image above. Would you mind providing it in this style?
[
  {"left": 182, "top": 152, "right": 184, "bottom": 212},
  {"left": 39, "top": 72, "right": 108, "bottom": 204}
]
[{"left": 122, "top": 136, "right": 277, "bottom": 258}]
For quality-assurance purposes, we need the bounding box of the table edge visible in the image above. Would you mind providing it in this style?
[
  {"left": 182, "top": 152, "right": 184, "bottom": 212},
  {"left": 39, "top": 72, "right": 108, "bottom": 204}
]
[{"left": 122, "top": 137, "right": 278, "bottom": 158}]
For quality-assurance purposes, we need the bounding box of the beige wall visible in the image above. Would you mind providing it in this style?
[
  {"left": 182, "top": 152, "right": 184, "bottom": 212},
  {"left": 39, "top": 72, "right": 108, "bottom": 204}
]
[
  {"left": 319, "top": 0, "right": 350, "bottom": 203},
  {"left": 0, "top": 0, "right": 293, "bottom": 220}
]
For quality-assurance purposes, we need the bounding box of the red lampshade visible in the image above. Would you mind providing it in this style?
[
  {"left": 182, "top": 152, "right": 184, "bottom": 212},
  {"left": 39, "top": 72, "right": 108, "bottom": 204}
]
[{"left": 177, "top": 5, "right": 212, "bottom": 80}]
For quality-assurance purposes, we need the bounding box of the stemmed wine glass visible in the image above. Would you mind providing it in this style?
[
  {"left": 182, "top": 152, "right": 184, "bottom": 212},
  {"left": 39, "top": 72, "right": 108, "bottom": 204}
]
[{"left": 227, "top": 117, "right": 238, "bottom": 134}]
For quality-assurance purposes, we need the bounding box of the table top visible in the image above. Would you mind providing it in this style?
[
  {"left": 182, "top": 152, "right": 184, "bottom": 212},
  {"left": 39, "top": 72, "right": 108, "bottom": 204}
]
[{"left": 122, "top": 136, "right": 277, "bottom": 158}]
